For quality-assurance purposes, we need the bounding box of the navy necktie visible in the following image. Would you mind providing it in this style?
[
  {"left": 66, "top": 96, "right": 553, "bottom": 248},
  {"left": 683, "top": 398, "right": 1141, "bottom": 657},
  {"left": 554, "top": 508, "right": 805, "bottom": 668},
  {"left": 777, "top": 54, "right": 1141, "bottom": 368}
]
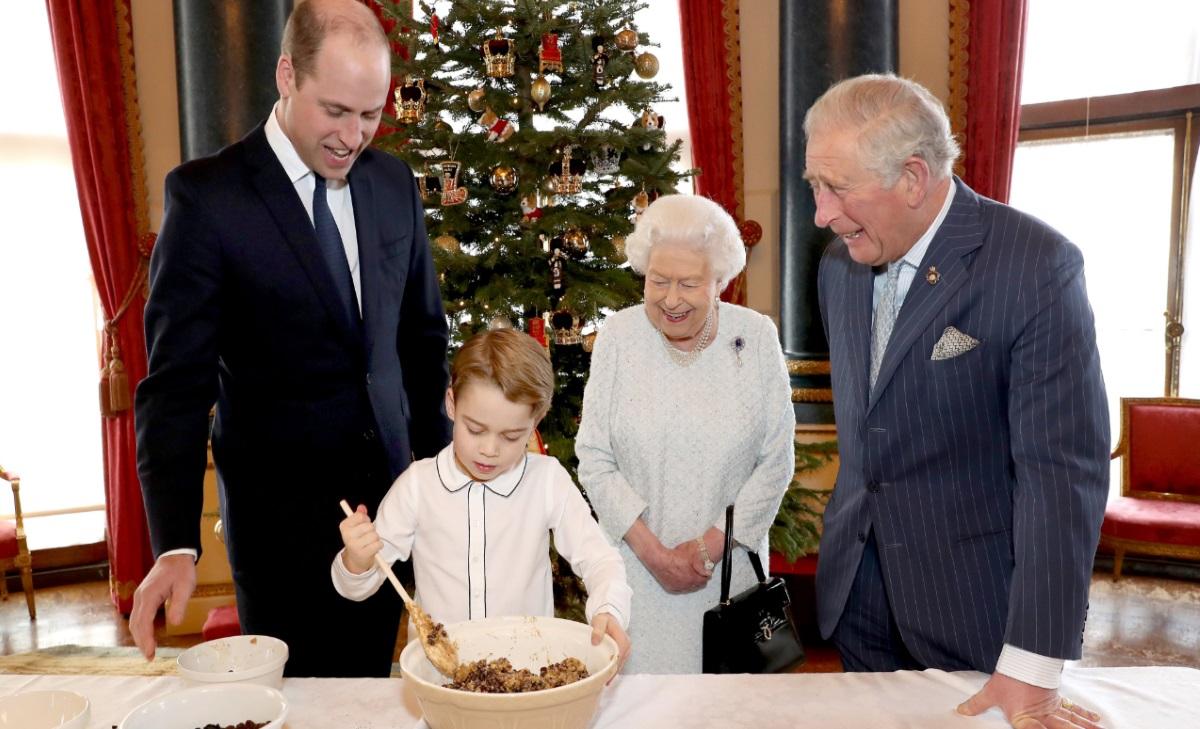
[{"left": 312, "top": 173, "right": 359, "bottom": 327}]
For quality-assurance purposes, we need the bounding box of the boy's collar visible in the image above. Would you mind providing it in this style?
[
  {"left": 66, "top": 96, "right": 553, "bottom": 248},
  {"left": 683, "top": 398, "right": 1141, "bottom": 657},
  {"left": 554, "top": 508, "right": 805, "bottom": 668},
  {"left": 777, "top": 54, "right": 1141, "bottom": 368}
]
[{"left": 435, "top": 445, "right": 528, "bottom": 497}]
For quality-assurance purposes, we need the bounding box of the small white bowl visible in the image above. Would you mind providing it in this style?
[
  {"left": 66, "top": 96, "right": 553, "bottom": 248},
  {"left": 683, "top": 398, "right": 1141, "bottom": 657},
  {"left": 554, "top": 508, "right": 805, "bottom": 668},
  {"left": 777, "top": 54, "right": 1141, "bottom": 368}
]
[
  {"left": 176, "top": 634, "right": 289, "bottom": 688},
  {"left": 118, "top": 683, "right": 287, "bottom": 729},
  {"left": 401, "top": 615, "right": 619, "bottom": 729},
  {"left": 0, "top": 689, "right": 90, "bottom": 729}
]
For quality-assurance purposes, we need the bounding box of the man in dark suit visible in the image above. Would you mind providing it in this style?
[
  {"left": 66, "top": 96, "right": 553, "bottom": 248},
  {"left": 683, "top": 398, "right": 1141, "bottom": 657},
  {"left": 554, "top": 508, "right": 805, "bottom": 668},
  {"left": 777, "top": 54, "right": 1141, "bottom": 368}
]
[
  {"left": 129, "top": 0, "right": 451, "bottom": 678},
  {"left": 807, "top": 75, "right": 1109, "bottom": 728}
]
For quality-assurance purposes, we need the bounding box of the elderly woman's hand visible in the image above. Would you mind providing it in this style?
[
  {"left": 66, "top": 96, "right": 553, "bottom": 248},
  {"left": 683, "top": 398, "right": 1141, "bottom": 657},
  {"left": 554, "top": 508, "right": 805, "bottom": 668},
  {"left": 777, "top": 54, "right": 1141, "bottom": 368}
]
[
  {"left": 624, "top": 518, "right": 713, "bottom": 593},
  {"left": 645, "top": 541, "right": 712, "bottom": 593}
]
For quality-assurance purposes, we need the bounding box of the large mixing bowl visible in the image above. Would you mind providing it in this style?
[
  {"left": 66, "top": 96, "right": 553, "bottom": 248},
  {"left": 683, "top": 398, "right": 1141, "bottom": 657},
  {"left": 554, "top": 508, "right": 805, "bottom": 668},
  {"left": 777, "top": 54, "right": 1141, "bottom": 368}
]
[{"left": 399, "top": 615, "right": 619, "bottom": 729}]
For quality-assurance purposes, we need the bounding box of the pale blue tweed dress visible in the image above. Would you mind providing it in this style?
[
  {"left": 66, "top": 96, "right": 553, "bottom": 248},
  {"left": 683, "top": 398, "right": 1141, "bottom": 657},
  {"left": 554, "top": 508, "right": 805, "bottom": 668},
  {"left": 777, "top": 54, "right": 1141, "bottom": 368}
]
[{"left": 576, "top": 303, "right": 795, "bottom": 674}]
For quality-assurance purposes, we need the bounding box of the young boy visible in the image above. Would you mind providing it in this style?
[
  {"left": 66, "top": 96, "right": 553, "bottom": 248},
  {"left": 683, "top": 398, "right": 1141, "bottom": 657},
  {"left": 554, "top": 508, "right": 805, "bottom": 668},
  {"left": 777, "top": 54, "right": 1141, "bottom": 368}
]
[{"left": 333, "top": 328, "right": 632, "bottom": 667}]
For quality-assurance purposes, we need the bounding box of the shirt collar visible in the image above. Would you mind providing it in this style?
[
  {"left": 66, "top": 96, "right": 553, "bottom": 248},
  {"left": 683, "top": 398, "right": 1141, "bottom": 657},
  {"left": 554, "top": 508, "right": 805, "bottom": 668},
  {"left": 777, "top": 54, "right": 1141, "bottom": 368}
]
[
  {"left": 434, "top": 445, "right": 528, "bottom": 497},
  {"left": 900, "top": 179, "right": 956, "bottom": 270},
  {"left": 264, "top": 103, "right": 313, "bottom": 186}
]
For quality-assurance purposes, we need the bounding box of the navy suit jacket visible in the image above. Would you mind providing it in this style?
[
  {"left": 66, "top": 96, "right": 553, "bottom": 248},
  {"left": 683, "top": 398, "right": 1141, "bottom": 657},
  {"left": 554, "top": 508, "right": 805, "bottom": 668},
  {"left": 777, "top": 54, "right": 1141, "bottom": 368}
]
[
  {"left": 135, "top": 123, "right": 451, "bottom": 577},
  {"left": 815, "top": 179, "right": 1109, "bottom": 670}
]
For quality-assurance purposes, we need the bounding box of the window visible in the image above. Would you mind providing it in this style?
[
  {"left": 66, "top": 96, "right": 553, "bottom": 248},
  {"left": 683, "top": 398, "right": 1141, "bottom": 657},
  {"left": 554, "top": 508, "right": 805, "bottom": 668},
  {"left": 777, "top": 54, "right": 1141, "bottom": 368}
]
[
  {"left": 0, "top": 3, "right": 106, "bottom": 540},
  {"left": 1010, "top": 1, "right": 1200, "bottom": 496}
]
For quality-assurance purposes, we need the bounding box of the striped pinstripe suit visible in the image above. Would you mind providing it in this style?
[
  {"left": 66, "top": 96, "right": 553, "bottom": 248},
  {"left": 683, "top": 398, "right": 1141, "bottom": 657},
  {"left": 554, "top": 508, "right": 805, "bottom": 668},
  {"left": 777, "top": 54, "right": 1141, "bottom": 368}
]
[{"left": 815, "top": 178, "right": 1110, "bottom": 672}]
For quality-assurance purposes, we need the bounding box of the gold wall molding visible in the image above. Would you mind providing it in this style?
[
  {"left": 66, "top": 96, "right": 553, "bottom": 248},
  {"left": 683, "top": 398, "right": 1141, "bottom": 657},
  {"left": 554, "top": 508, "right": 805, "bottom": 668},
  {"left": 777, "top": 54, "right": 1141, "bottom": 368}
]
[
  {"left": 792, "top": 387, "right": 833, "bottom": 403},
  {"left": 787, "top": 359, "right": 831, "bottom": 376},
  {"left": 947, "top": 0, "right": 970, "bottom": 178}
]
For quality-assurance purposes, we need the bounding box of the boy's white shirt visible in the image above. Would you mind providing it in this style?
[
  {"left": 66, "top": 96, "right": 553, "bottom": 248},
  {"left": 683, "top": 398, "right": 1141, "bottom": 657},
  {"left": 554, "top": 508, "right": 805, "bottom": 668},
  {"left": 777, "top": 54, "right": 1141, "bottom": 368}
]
[{"left": 331, "top": 446, "right": 632, "bottom": 630}]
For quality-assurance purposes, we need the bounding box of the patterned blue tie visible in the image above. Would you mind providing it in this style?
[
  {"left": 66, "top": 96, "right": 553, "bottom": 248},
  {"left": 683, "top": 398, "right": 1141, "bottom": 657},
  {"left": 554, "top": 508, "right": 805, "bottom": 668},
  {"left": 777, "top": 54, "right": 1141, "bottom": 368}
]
[
  {"left": 870, "top": 262, "right": 905, "bottom": 388},
  {"left": 312, "top": 173, "right": 358, "bottom": 328}
]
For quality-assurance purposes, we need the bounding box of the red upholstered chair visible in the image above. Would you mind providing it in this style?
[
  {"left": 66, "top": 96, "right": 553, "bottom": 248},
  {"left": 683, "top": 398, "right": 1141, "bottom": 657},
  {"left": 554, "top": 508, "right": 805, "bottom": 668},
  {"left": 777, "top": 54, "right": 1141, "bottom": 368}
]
[
  {"left": 1100, "top": 397, "right": 1200, "bottom": 578},
  {"left": 0, "top": 465, "right": 36, "bottom": 619}
]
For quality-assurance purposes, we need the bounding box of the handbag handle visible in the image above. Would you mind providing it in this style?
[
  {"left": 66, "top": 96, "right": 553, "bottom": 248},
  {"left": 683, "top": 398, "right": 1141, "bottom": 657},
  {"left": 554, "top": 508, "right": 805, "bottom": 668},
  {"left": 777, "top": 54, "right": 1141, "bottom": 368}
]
[{"left": 718, "top": 504, "right": 769, "bottom": 605}]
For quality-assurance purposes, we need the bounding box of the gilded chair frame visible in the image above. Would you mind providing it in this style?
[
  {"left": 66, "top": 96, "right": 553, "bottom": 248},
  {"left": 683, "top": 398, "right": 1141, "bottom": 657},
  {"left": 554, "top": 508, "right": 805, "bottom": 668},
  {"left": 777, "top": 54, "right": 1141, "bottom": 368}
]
[{"left": 0, "top": 466, "right": 36, "bottom": 619}]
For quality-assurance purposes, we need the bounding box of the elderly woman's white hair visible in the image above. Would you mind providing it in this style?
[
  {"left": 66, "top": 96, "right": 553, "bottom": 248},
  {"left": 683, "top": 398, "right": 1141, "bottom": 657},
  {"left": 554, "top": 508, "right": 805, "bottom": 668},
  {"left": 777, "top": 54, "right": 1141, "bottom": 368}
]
[
  {"left": 803, "top": 73, "right": 960, "bottom": 186},
  {"left": 624, "top": 195, "right": 746, "bottom": 289}
]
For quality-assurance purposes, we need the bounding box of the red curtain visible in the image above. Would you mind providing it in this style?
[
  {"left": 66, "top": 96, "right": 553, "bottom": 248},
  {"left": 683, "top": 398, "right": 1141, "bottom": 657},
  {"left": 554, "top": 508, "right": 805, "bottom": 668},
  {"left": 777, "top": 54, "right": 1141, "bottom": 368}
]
[
  {"left": 948, "top": 0, "right": 1028, "bottom": 203},
  {"left": 45, "top": 0, "right": 155, "bottom": 613},
  {"left": 678, "top": 0, "right": 758, "bottom": 304}
]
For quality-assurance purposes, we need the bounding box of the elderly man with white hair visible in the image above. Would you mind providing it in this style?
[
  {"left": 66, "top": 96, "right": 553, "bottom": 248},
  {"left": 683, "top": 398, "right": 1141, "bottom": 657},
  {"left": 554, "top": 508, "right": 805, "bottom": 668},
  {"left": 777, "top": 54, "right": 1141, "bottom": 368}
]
[
  {"left": 808, "top": 74, "right": 1108, "bottom": 729},
  {"left": 576, "top": 194, "right": 795, "bottom": 674}
]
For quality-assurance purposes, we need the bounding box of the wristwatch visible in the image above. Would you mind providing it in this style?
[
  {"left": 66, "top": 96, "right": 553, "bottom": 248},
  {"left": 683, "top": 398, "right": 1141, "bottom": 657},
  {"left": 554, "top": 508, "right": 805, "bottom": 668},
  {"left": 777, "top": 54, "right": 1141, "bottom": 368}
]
[{"left": 696, "top": 537, "right": 715, "bottom": 572}]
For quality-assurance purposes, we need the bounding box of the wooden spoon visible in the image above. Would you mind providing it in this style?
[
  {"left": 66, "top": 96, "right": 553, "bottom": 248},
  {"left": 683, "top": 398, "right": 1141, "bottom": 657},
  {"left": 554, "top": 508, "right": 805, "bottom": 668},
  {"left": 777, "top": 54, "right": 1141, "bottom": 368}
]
[{"left": 339, "top": 499, "right": 460, "bottom": 678}]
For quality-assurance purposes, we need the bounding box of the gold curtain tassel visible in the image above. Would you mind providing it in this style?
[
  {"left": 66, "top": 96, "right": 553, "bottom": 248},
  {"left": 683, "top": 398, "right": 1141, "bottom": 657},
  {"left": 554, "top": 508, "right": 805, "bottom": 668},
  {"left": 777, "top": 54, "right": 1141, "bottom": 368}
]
[
  {"left": 107, "top": 355, "right": 131, "bottom": 413},
  {"left": 99, "top": 360, "right": 116, "bottom": 418}
]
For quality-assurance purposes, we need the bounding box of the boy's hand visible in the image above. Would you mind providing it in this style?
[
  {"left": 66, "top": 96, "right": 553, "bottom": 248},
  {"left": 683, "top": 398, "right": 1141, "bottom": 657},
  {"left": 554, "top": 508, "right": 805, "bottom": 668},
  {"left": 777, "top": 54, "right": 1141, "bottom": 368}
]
[
  {"left": 339, "top": 503, "right": 382, "bottom": 574},
  {"left": 590, "top": 612, "right": 631, "bottom": 679}
]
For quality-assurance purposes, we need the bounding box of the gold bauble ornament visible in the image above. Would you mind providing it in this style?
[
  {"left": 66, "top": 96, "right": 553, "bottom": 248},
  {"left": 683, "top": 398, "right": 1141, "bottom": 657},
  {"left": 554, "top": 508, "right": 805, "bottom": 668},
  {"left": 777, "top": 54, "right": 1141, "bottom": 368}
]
[
  {"left": 488, "top": 315, "right": 514, "bottom": 330},
  {"left": 489, "top": 165, "right": 518, "bottom": 194},
  {"left": 615, "top": 27, "right": 638, "bottom": 52},
  {"left": 531, "top": 74, "right": 552, "bottom": 111},
  {"left": 508, "top": 93, "right": 523, "bottom": 111},
  {"left": 612, "top": 235, "right": 626, "bottom": 260},
  {"left": 467, "top": 88, "right": 487, "bottom": 113},
  {"left": 634, "top": 51, "right": 659, "bottom": 79},
  {"left": 434, "top": 234, "right": 460, "bottom": 253},
  {"left": 582, "top": 331, "right": 597, "bottom": 352},
  {"left": 563, "top": 228, "right": 589, "bottom": 257}
]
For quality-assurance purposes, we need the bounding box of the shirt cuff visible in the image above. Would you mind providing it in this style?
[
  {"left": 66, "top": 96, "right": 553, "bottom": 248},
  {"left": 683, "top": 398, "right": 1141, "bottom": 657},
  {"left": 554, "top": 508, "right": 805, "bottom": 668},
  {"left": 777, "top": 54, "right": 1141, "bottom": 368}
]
[
  {"left": 995, "top": 644, "right": 1064, "bottom": 689},
  {"left": 159, "top": 548, "right": 198, "bottom": 562}
]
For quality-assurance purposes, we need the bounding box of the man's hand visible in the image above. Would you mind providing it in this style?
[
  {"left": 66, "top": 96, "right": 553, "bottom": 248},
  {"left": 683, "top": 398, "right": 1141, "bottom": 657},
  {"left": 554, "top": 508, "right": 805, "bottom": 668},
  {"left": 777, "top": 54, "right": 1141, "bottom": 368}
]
[
  {"left": 957, "top": 672, "right": 1104, "bottom": 728},
  {"left": 590, "top": 612, "right": 631, "bottom": 679},
  {"left": 128, "top": 553, "right": 197, "bottom": 661}
]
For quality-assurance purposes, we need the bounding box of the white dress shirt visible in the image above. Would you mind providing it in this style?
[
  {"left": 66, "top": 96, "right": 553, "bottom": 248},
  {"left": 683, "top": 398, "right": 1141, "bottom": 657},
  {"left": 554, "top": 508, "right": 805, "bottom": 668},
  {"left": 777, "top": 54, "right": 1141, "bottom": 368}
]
[
  {"left": 331, "top": 446, "right": 632, "bottom": 631},
  {"left": 264, "top": 103, "right": 362, "bottom": 313}
]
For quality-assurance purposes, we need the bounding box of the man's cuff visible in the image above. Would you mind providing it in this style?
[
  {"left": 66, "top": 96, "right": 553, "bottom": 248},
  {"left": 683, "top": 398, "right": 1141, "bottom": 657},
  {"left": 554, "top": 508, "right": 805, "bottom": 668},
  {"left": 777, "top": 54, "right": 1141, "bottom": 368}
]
[
  {"left": 159, "top": 548, "right": 199, "bottom": 563},
  {"left": 995, "top": 644, "right": 1064, "bottom": 689}
]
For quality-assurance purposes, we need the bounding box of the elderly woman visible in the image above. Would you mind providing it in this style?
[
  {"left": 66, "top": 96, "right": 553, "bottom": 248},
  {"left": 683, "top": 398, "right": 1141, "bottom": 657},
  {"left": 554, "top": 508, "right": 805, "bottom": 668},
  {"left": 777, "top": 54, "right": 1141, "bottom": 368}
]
[{"left": 576, "top": 194, "right": 795, "bottom": 674}]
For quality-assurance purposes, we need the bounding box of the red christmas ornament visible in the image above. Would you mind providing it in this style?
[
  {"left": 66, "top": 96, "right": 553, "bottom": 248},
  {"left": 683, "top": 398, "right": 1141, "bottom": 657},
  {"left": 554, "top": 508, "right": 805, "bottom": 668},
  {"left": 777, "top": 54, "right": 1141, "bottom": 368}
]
[
  {"left": 430, "top": 13, "right": 439, "bottom": 44},
  {"left": 739, "top": 219, "right": 763, "bottom": 247}
]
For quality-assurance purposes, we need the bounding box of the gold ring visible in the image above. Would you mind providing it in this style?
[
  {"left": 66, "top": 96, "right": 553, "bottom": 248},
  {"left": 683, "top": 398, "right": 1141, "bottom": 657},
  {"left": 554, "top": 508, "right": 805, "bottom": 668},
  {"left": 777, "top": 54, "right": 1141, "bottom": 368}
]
[
  {"left": 703, "top": 558, "right": 715, "bottom": 572},
  {"left": 1061, "top": 697, "right": 1074, "bottom": 710}
]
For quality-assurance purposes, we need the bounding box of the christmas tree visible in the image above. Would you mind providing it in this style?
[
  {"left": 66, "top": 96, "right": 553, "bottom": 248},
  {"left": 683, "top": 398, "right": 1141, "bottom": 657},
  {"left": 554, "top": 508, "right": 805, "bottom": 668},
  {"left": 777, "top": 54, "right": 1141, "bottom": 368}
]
[{"left": 372, "top": 0, "right": 690, "bottom": 468}]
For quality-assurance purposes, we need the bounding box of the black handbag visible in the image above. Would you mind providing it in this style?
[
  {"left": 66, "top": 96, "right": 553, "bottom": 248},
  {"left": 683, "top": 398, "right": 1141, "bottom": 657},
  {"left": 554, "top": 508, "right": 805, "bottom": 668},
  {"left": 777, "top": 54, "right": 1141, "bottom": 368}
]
[{"left": 702, "top": 504, "right": 805, "bottom": 673}]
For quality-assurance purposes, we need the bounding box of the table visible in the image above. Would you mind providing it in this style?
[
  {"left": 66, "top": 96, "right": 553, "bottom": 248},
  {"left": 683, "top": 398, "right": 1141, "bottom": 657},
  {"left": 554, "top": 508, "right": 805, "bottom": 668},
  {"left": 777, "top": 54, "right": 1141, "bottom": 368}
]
[{"left": 2, "top": 667, "right": 1197, "bottom": 728}]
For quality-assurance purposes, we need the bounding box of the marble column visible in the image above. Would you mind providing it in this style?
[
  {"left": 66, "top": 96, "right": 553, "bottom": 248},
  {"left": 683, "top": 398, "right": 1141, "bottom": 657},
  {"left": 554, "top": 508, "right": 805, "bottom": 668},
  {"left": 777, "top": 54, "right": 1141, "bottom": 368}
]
[
  {"left": 174, "top": 0, "right": 293, "bottom": 162},
  {"left": 779, "top": 0, "right": 897, "bottom": 423}
]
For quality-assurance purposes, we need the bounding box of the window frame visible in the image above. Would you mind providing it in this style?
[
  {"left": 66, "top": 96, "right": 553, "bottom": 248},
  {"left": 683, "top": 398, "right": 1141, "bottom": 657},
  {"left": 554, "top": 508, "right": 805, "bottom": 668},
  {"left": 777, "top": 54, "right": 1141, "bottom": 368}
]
[{"left": 1018, "top": 83, "right": 1200, "bottom": 395}]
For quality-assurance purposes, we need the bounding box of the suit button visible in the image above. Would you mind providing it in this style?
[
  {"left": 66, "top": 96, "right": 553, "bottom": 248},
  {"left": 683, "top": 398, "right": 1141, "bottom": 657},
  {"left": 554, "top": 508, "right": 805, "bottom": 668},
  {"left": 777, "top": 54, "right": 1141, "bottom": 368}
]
[
  {"left": 866, "top": 480, "right": 880, "bottom": 494},
  {"left": 366, "top": 373, "right": 373, "bottom": 385},
  {"left": 857, "top": 532, "right": 867, "bottom": 543},
  {"left": 363, "top": 429, "right": 376, "bottom": 441}
]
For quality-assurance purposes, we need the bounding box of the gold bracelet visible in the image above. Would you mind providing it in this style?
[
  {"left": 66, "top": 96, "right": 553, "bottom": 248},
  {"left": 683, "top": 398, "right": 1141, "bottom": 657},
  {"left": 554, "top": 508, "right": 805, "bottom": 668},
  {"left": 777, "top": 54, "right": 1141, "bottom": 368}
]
[{"left": 696, "top": 537, "right": 715, "bottom": 572}]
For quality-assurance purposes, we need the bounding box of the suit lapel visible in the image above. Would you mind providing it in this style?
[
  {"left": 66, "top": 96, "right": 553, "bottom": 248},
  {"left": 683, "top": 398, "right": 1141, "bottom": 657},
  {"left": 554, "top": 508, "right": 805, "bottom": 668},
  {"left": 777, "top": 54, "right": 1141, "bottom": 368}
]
[
  {"left": 244, "top": 126, "right": 362, "bottom": 352},
  {"left": 867, "top": 180, "right": 984, "bottom": 414},
  {"left": 845, "top": 260, "right": 875, "bottom": 416},
  {"left": 349, "top": 161, "right": 380, "bottom": 365}
]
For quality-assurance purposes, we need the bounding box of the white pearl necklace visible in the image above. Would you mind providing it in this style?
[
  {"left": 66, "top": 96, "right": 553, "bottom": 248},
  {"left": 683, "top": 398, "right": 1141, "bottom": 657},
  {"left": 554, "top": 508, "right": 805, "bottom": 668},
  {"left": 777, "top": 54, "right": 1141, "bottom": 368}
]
[{"left": 659, "top": 303, "right": 716, "bottom": 367}]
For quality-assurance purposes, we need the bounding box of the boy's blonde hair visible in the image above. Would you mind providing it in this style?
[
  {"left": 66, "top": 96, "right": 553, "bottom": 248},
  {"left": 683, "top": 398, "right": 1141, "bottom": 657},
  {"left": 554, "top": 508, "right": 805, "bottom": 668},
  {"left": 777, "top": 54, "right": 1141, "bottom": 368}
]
[{"left": 451, "top": 328, "right": 555, "bottom": 422}]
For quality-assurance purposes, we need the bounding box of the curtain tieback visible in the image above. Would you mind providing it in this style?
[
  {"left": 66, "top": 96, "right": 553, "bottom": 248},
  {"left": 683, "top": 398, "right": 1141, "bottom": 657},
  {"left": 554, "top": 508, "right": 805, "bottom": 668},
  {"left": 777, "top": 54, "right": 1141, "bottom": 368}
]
[{"left": 100, "top": 232, "right": 155, "bottom": 418}]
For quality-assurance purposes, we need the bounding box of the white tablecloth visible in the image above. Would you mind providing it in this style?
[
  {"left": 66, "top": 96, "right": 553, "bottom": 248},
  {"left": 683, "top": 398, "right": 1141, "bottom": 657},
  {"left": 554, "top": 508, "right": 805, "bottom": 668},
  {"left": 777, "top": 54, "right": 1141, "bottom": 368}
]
[{"left": 1, "top": 667, "right": 1196, "bottom": 728}]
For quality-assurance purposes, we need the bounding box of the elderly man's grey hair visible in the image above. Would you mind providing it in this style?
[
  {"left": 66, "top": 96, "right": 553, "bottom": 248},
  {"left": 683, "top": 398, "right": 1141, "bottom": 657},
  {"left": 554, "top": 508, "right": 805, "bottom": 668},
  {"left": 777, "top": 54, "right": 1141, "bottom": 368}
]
[
  {"left": 624, "top": 195, "right": 746, "bottom": 289},
  {"left": 803, "top": 73, "right": 960, "bottom": 186}
]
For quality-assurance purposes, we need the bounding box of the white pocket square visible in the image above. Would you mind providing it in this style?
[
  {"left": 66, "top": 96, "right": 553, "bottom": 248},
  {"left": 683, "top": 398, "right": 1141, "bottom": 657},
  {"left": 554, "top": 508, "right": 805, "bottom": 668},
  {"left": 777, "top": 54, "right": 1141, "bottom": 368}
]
[{"left": 931, "top": 326, "right": 980, "bottom": 360}]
